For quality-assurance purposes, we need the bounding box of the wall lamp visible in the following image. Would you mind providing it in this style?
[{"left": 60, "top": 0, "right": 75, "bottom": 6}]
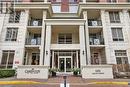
[
  {"left": 82, "top": 50, "right": 85, "bottom": 55},
  {"left": 46, "top": 51, "right": 48, "bottom": 55}
]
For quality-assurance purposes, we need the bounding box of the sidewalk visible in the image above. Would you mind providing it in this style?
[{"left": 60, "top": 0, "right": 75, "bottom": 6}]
[{"left": 0, "top": 76, "right": 129, "bottom": 87}]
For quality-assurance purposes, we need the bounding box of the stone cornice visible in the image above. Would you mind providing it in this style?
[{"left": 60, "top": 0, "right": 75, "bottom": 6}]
[
  {"left": 78, "top": 3, "right": 130, "bottom": 16},
  {"left": 14, "top": 2, "right": 52, "bottom": 15},
  {"left": 44, "top": 19, "right": 86, "bottom": 25}
]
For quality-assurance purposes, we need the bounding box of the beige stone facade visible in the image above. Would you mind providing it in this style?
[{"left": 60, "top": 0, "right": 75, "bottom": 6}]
[{"left": 0, "top": 0, "right": 130, "bottom": 78}]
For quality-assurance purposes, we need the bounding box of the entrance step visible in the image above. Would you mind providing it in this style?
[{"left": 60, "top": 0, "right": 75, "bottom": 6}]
[{"left": 56, "top": 72, "right": 73, "bottom": 77}]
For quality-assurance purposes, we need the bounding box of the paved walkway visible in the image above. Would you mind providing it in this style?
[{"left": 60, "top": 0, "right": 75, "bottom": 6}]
[{"left": 0, "top": 76, "right": 129, "bottom": 87}]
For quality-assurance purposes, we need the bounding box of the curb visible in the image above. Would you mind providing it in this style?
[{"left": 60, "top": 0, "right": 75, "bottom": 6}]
[
  {"left": 0, "top": 81, "right": 47, "bottom": 85},
  {"left": 0, "top": 81, "right": 129, "bottom": 85},
  {"left": 94, "top": 82, "right": 128, "bottom": 85}
]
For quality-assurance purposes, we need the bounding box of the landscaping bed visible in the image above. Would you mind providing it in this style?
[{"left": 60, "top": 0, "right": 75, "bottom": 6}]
[{"left": 0, "top": 69, "right": 15, "bottom": 78}]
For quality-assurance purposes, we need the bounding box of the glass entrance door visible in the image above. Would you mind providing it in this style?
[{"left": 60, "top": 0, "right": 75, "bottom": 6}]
[
  {"left": 59, "top": 56, "right": 72, "bottom": 72},
  {"left": 66, "top": 58, "right": 71, "bottom": 72},
  {"left": 59, "top": 58, "right": 65, "bottom": 72}
]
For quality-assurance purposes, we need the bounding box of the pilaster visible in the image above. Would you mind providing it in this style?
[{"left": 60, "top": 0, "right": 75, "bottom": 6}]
[
  {"left": 44, "top": 25, "right": 51, "bottom": 66},
  {"left": 40, "top": 10, "right": 47, "bottom": 65},
  {"left": 83, "top": 11, "right": 91, "bottom": 65},
  {"left": 79, "top": 25, "right": 87, "bottom": 67},
  {"left": 101, "top": 10, "right": 111, "bottom": 64}
]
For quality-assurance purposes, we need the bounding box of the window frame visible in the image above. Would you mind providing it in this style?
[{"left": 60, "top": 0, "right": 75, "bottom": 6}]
[
  {"left": 115, "top": 50, "right": 128, "bottom": 64},
  {"left": 58, "top": 33, "right": 72, "bottom": 44},
  {"left": 0, "top": 50, "right": 15, "bottom": 69},
  {"left": 5, "top": 27, "right": 18, "bottom": 41},
  {"left": 9, "top": 11, "right": 21, "bottom": 23},
  {"left": 111, "top": 27, "right": 124, "bottom": 41},
  {"left": 109, "top": 11, "right": 121, "bottom": 23}
]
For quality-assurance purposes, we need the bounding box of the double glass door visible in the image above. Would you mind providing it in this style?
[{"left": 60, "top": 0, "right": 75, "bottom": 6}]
[{"left": 59, "top": 56, "right": 72, "bottom": 72}]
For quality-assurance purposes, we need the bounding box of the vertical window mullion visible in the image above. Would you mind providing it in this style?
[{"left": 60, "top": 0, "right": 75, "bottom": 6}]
[{"left": 6, "top": 51, "right": 10, "bottom": 69}]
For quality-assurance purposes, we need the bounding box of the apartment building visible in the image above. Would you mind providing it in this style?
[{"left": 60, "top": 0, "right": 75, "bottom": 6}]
[{"left": 0, "top": 0, "right": 130, "bottom": 78}]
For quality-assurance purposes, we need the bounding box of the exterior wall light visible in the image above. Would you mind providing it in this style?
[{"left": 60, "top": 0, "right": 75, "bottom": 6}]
[
  {"left": 46, "top": 51, "right": 48, "bottom": 55},
  {"left": 82, "top": 50, "right": 85, "bottom": 55}
]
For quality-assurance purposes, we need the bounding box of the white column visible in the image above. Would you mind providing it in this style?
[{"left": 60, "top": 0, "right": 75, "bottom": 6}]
[
  {"left": 40, "top": 11, "right": 47, "bottom": 65},
  {"left": 101, "top": 10, "right": 111, "bottom": 64},
  {"left": 14, "top": 9, "right": 29, "bottom": 68},
  {"left": 52, "top": 51, "right": 54, "bottom": 68},
  {"left": 76, "top": 51, "right": 79, "bottom": 68},
  {"left": 122, "top": 10, "right": 130, "bottom": 64},
  {"left": 83, "top": 11, "right": 91, "bottom": 65},
  {"left": 0, "top": 49, "right": 2, "bottom": 64},
  {"left": 0, "top": 14, "right": 5, "bottom": 36},
  {"left": 44, "top": 25, "right": 51, "bottom": 66},
  {"left": 79, "top": 25, "right": 87, "bottom": 67},
  {"left": 44, "top": 0, "right": 48, "bottom": 3},
  {"left": 82, "top": 0, "right": 86, "bottom": 3}
]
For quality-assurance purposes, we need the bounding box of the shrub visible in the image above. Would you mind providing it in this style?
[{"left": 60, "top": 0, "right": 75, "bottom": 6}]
[
  {"left": 0, "top": 69, "right": 15, "bottom": 78},
  {"left": 72, "top": 68, "right": 81, "bottom": 76}
]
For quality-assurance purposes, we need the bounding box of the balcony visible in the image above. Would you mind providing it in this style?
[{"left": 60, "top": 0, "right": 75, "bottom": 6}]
[
  {"left": 28, "top": 19, "right": 42, "bottom": 26},
  {"left": 25, "top": 38, "right": 41, "bottom": 45},
  {"left": 89, "top": 36, "right": 104, "bottom": 45},
  {"left": 88, "top": 20, "right": 102, "bottom": 26}
]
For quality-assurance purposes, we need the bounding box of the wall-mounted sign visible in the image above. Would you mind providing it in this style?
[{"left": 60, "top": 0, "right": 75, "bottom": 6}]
[
  {"left": 17, "top": 65, "right": 49, "bottom": 79},
  {"left": 82, "top": 65, "right": 113, "bottom": 79}
]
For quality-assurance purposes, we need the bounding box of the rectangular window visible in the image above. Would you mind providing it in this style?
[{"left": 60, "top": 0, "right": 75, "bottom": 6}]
[
  {"left": 109, "top": 11, "right": 120, "bottom": 23},
  {"left": 5, "top": 28, "right": 18, "bottom": 41},
  {"left": 9, "top": 11, "right": 21, "bottom": 23},
  {"left": 58, "top": 33, "right": 72, "bottom": 44},
  {"left": 31, "top": 53, "right": 40, "bottom": 65},
  {"left": 111, "top": 28, "right": 124, "bottom": 41},
  {"left": 107, "top": 0, "right": 117, "bottom": 2},
  {"left": 115, "top": 50, "right": 128, "bottom": 64},
  {"left": 0, "top": 50, "right": 15, "bottom": 68}
]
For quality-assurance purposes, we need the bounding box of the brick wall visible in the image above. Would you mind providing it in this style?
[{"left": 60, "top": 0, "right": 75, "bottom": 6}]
[
  {"left": 22, "top": 0, "right": 31, "bottom": 2},
  {"left": 99, "top": 0, "right": 127, "bottom": 2},
  {"left": 61, "top": 0, "right": 69, "bottom": 12}
]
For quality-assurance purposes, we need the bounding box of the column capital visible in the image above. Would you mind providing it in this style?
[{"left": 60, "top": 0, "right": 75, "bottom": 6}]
[
  {"left": 44, "top": 0, "right": 48, "bottom": 3},
  {"left": 83, "top": 11, "right": 88, "bottom": 20},
  {"left": 43, "top": 10, "right": 47, "bottom": 19},
  {"left": 82, "top": 0, "right": 86, "bottom": 3}
]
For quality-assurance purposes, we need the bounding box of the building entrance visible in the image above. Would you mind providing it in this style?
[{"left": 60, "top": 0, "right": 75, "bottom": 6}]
[{"left": 59, "top": 56, "right": 72, "bottom": 72}]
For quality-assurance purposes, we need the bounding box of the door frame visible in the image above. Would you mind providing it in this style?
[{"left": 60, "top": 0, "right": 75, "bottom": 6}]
[{"left": 58, "top": 56, "right": 72, "bottom": 72}]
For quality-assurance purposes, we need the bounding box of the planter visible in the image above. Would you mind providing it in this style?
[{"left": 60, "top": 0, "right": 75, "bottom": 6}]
[
  {"left": 52, "top": 71, "right": 56, "bottom": 77},
  {"left": 73, "top": 71, "right": 78, "bottom": 75}
]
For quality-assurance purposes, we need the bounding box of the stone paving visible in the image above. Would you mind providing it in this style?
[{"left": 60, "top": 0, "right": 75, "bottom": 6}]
[{"left": 0, "top": 76, "right": 129, "bottom": 87}]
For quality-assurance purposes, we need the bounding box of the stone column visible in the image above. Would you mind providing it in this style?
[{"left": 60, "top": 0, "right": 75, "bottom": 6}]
[
  {"left": 83, "top": 11, "right": 91, "bottom": 65},
  {"left": 44, "top": 25, "right": 51, "bottom": 66},
  {"left": 40, "top": 10, "right": 47, "bottom": 65},
  {"left": 0, "top": 14, "right": 5, "bottom": 36},
  {"left": 15, "top": 9, "right": 29, "bottom": 68},
  {"left": 0, "top": 49, "right": 2, "bottom": 64},
  {"left": 82, "top": 0, "right": 86, "bottom": 3},
  {"left": 44, "top": 0, "right": 48, "bottom": 3},
  {"left": 79, "top": 25, "right": 87, "bottom": 67},
  {"left": 9, "top": 10, "right": 27, "bottom": 69},
  {"left": 122, "top": 10, "right": 130, "bottom": 64},
  {"left": 101, "top": 10, "right": 111, "bottom": 64}
]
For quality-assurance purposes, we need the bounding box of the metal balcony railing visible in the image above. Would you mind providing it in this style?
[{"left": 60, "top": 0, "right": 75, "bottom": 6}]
[
  {"left": 89, "top": 37, "right": 104, "bottom": 45},
  {"left": 26, "top": 38, "right": 41, "bottom": 45},
  {"left": 28, "top": 19, "right": 42, "bottom": 26},
  {"left": 88, "top": 20, "right": 102, "bottom": 26}
]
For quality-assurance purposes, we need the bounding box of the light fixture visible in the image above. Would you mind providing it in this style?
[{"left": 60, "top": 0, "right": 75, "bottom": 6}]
[
  {"left": 82, "top": 50, "right": 85, "bottom": 55},
  {"left": 46, "top": 51, "right": 48, "bottom": 55}
]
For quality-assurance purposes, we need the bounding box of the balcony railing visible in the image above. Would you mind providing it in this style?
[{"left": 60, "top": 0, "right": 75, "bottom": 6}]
[
  {"left": 89, "top": 37, "right": 104, "bottom": 45},
  {"left": 26, "top": 38, "right": 41, "bottom": 45},
  {"left": 28, "top": 19, "right": 42, "bottom": 26},
  {"left": 88, "top": 20, "right": 102, "bottom": 26}
]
